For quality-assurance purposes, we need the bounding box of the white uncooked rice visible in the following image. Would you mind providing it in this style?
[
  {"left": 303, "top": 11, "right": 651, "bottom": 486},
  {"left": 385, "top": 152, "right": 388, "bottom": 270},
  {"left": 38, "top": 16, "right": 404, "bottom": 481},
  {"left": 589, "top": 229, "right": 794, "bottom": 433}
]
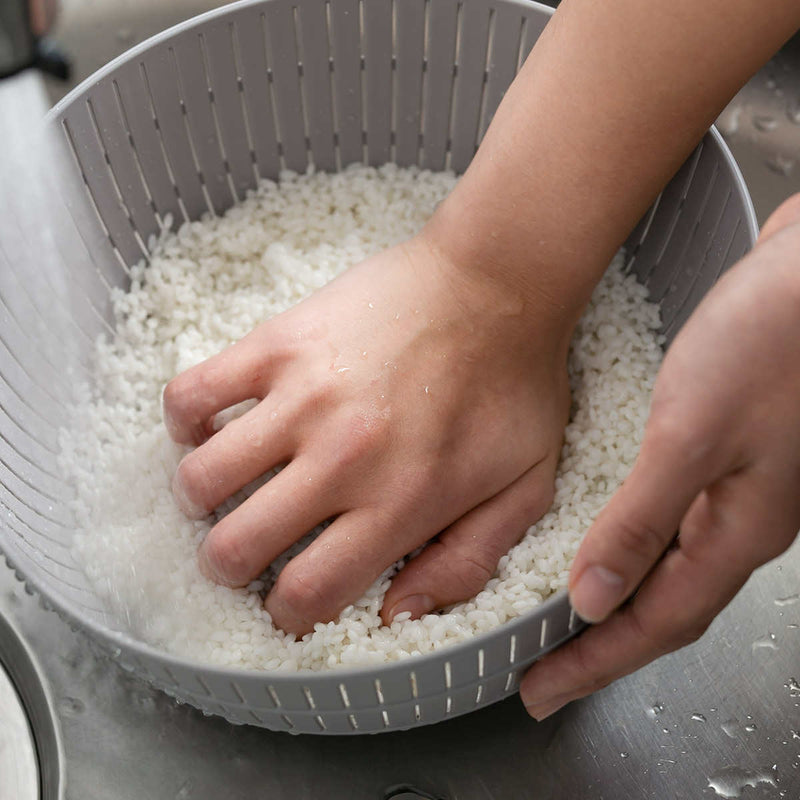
[{"left": 60, "top": 164, "right": 663, "bottom": 672}]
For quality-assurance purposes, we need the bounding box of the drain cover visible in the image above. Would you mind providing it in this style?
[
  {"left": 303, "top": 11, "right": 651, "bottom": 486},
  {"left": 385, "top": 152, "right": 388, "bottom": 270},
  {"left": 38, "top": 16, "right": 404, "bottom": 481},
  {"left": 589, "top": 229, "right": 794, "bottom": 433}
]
[{"left": 0, "top": 611, "right": 61, "bottom": 800}]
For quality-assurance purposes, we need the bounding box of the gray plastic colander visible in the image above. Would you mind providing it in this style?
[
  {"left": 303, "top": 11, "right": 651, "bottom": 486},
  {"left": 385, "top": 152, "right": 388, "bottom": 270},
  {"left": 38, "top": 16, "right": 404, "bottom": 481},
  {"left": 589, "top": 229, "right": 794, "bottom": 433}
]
[{"left": 0, "top": 0, "right": 757, "bottom": 735}]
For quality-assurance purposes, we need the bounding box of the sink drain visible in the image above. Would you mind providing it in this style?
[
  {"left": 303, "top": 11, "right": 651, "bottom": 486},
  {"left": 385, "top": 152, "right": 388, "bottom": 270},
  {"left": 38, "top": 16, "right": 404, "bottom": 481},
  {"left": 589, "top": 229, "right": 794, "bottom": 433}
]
[{"left": 0, "top": 612, "right": 62, "bottom": 800}]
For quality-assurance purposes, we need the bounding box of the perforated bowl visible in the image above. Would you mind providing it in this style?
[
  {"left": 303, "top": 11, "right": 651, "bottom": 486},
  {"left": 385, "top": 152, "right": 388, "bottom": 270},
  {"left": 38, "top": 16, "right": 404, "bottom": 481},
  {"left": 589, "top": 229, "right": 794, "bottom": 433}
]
[{"left": 0, "top": 0, "right": 757, "bottom": 734}]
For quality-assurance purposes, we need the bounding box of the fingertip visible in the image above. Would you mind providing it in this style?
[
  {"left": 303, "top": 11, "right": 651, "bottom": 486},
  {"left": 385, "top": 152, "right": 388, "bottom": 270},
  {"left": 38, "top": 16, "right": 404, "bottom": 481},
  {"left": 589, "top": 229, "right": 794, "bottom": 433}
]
[
  {"left": 171, "top": 469, "right": 208, "bottom": 520},
  {"left": 568, "top": 564, "right": 626, "bottom": 624},
  {"left": 264, "top": 591, "right": 314, "bottom": 637},
  {"left": 381, "top": 593, "right": 435, "bottom": 625}
]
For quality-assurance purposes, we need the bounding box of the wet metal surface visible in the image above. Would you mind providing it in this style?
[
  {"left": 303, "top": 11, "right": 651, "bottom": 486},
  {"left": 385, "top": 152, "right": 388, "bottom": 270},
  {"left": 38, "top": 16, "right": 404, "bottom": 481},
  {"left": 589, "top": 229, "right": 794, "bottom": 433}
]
[{"left": 2, "top": 1, "right": 800, "bottom": 798}]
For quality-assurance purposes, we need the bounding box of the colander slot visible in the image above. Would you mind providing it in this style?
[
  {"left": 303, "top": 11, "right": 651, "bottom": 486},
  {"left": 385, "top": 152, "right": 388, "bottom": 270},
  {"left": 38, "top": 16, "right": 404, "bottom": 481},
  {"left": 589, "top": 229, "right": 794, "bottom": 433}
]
[
  {"left": 477, "top": 648, "right": 485, "bottom": 678},
  {"left": 0, "top": 376, "right": 59, "bottom": 451},
  {"left": 0, "top": 443, "right": 64, "bottom": 508},
  {"left": 260, "top": 3, "right": 310, "bottom": 171},
  {"left": 162, "top": 665, "right": 180, "bottom": 687},
  {"left": 409, "top": 670, "right": 419, "bottom": 698},
  {"left": 266, "top": 685, "right": 281, "bottom": 708},
  {"left": 315, "top": 715, "right": 326, "bottom": 730},
  {"left": 281, "top": 713, "right": 294, "bottom": 729},
  {"left": 358, "top": 0, "right": 368, "bottom": 163},
  {"left": 323, "top": 0, "right": 342, "bottom": 170},
  {"left": 381, "top": 709, "right": 391, "bottom": 727},
  {"left": 84, "top": 99, "right": 151, "bottom": 260},
  {"left": 166, "top": 46, "right": 218, "bottom": 216},
  {"left": 508, "top": 633, "right": 517, "bottom": 664},
  {"left": 110, "top": 80, "right": 164, "bottom": 226},
  {"left": 247, "top": 709, "right": 264, "bottom": 724},
  {"left": 348, "top": 713, "right": 359, "bottom": 730},
  {"left": 445, "top": 696, "right": 452, "bottom": 714},
  {"left": 442, "top": 1, "right": 463, "bottom": 172},
  {"left": 504, "top": 671, "right": 515, "bottom": 692},
  {"left": 658, "top": 157, "right": 722, "bottom": 332},
  {"left": 473, "top": 7, "right": 495, "bottom": 151},
  {"left": 649, "top": 146, "right": 704, "bottom": 282},
  {"left": 0, "top": 325, "right": 75, "bottom": 420},
  {"left": 196, "top": 33, "right": 241, "bottom": 204},
  {"left": 194, "top": 674, "right": 213, "bottom": 697},
  {"left": 325, "top": 0, "right": 363, "bottom": 167},
  {"left": 568, "top": 608, "right": 579, "bottom": 633},
  {"left": 60, "top": 118, "right": 131, "bottom": 280},
  {"left": 414, "top": 703, "right": 422, "bottom": 721},
  {"left": 0, "top": 280, "right": 93, "bottom": 400},
  {"left": 361, "top": 0, "right": 393, "bottom": 164},
  {"left": 302, "top": 686, "right": 317, "bottom": 709},
  {"left": 292, "top": 1, "right": 337, "bottom": 171},
  {"left": 390, "top": 0, "right": 425, "bottom": 166},
  {"left": 338, "top": 682, "right": 351, "bottom": 708},
  {"left": 1, "top": 514, "right": 87, "bottom": 589},
  {"left": 0, "top": 500, "right": 73, "bottom": 554},
  {"left": 230, "top": 681, "right": 247, "bottom": 705},
  {"left": 258, "top": 13, "right": 287, "bottom": 171},
  {"left": 475, "top": 685, "right": 483, "bottom": 704},
  {"left": 374, "top": 678, "right": 386, "bottom": 704},
  {"left": 539, "top": 617, "right": 548, "bottom": 649},
  {"left": 415, "top": 0, "right": 431, "bottom": 164},
  {"left": 443, "top": 660, "right": 452, "bottom": 689},
  {"left": 290, "top": 6, "right": 315, "bottom": 165},
  {"left": 228, "top": 22, "right": 261, "bottom": 184},
  {"left": 514, "top": 16, "right": 529, "bottom": 74},
  {"left": 138, "top": 61, "right": 196, "bottom": 223},
  {"left": 420, "top": 0, "right": 459, "bottom": 169}
]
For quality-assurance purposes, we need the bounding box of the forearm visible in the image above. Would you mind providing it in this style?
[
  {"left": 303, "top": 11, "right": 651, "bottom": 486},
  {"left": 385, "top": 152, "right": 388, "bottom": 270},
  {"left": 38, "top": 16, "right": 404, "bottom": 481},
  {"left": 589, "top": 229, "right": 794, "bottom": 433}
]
[{"left": 425, "top": 0, "right": 800, "bottom": 327}]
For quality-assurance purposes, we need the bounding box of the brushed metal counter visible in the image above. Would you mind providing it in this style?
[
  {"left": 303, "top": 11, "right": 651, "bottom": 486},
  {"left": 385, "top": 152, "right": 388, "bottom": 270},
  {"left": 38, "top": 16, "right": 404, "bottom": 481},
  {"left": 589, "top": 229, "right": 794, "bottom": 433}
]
[{"left": 2, "top": 3, "right": 800, "bottom": 798}]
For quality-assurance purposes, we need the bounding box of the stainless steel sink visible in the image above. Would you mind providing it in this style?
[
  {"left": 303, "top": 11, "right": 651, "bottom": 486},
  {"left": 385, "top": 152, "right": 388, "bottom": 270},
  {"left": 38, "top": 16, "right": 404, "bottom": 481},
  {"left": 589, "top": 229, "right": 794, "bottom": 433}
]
[{"left": 2, "top": 2, "right": 800, "bottom": 798}]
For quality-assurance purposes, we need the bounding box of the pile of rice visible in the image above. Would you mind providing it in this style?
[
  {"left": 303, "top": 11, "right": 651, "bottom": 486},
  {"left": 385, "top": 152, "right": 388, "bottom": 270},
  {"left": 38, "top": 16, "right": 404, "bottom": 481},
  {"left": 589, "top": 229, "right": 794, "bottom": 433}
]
[{"left": 61, "top": 164, "right": 663, "bottom": 672}]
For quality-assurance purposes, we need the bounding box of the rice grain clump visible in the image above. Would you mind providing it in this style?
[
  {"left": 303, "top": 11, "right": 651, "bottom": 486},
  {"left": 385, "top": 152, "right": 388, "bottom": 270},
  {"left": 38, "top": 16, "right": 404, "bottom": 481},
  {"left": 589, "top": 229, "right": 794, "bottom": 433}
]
[{"left": 61, "top": 164, "right": 662, "bottom": 672}]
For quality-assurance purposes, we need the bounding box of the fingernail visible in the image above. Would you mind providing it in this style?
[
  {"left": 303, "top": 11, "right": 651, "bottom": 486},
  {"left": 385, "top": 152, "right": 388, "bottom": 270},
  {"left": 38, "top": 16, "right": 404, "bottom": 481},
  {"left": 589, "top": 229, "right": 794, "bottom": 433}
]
[
  {"left": 171, "top": 471, "right": 207, "bottom": 520},
  {"left": 570, "top": 565, "right": 626, "bottom": 623},
  {"left": 524, "top": 693, "right": 573, "bottom": 721},
  {"left": 388, "top": 594, "right": 435, "bottom": 621}
]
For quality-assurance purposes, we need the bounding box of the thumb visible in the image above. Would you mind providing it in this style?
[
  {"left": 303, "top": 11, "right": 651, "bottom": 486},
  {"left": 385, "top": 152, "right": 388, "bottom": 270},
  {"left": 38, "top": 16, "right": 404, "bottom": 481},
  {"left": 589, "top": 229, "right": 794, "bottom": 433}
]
[{"left": 568, "top": 424, "right": 720, "bottom": 623}]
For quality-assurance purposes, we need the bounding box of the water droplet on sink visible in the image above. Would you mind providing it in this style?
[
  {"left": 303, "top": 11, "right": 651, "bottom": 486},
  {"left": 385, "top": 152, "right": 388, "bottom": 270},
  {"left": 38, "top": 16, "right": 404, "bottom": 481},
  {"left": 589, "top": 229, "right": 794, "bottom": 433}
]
[
  {"left": 744, "top": 723, "right": 757, "bottom": 733},
  {"left": 691, "top": 713, "right": 707, "bottom": 722},
  {"left": 753, "top": 115, "right": 778, "bottom": 132},
  {"left": 775, "top": 594, "right": 800, "bottom": 606},
  {"left": 620, "top": 751, "right": 629, "bottom": 759},
  {"left": 647, "top": 702, "right": 664, "bottom": 717},
  {"left": 784, "top": 677, "right": 800, "bottom": 697},
  {"left": 59, "top": 696, "right": 85, "bottom": 716},
  {"left": 707, "top": 766, "right": 777, "bottom": 798},
  {"left": 787, "top": 97, "right": 800, "bottom": 125},
  {"left": 765, "top": 154, "right": 795, "bottom": 176},
  {"left": 752, "top": 632, "right": 778, "bottom": 652},
  {"left": 721, "top": 719, "right": 740, "bottom": 738}
]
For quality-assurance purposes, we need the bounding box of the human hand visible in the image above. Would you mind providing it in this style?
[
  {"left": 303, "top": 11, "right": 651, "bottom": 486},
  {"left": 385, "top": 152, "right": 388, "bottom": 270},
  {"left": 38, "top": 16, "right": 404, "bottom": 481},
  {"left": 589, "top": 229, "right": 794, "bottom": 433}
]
[
  {"left": 162, "top": 234, "right": 573, "bottom": 635},
  {"left": 521, "top": 195, "right": 800, "bottom": 720}
]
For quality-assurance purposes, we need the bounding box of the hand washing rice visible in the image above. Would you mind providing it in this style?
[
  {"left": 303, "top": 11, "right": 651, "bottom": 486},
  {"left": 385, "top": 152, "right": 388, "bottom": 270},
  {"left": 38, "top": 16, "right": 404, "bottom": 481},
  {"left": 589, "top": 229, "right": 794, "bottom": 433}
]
[{"left": 60, "top": 164, "right": 663, "bottom": 672}]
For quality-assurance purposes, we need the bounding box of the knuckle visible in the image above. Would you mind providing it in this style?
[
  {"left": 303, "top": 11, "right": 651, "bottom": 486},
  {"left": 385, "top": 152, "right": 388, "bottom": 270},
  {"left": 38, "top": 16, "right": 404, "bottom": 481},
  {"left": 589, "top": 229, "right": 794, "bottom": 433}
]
[
  {"left": 438, "top": 547, "right": 495, "bottom": 598},
  {"left": 613, "top": 516, "right": 670, "bottom": 562}
]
